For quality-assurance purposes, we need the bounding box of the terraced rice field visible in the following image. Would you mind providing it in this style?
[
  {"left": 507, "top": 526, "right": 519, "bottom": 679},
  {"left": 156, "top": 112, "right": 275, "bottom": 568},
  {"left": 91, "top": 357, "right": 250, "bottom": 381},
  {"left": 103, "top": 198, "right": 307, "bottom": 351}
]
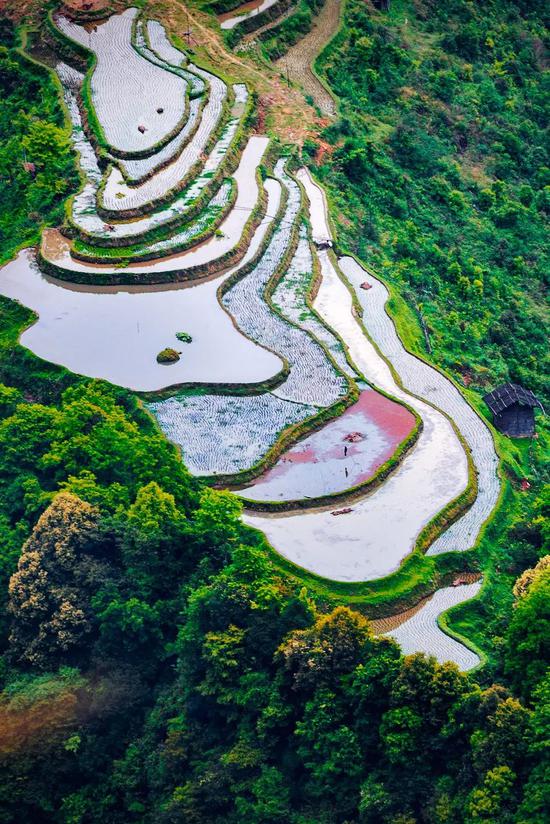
[
  {"left": 0, "top": 6, "right": 500, "bottom": 669},
  {"left": 275, "top": 0, "right": 340, "bottom": 115},
  {"left": 100, "top": 69, "right": 229, "bottom": 212},
  {"left": 73, "top": 181, "right": 234, "bottom": 263},
  {"left": 385, "top": 582, "right": 483, "bottom": 670},
  {"left": 340, "top": 256, "right": 501, "bottom": 557},
  {"left": 0, "top": 248, "right": 282, "bottom": 392},
  {"left": 222, "top": 161, "right": 348, "bottom": 408},
  {"left": 150, "top": 392, "right": 318, "bottom": 476},
  {"left": 219, "top": 0, "right": 280, "bottom": 30},
  {"left": 239, "top": 389, "right": 416, "bottom": 502},
  {"left": 55, "top": 8, "right": 187, "bottom": 155},
  {"left": 271, "top": 225, "right": 355, "bottom": 378},
  {"left": 241, "top": 3, "right": 297, "bottom": 44},
  {"left": 42, "top": 135, "right": 269, "bottom": 280},
  {"left": 244, "top": 170, "right": 471, "bottom": 583},
  {"left": 112, "top": 97, "right": 203, "bottom": 185}
]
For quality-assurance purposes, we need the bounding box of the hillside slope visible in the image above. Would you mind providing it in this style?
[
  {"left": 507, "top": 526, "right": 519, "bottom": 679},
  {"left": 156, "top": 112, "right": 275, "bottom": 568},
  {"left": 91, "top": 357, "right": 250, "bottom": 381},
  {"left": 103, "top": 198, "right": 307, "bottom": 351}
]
[{"left": 312, "top": 0, "right": 548, "bottom": 403}]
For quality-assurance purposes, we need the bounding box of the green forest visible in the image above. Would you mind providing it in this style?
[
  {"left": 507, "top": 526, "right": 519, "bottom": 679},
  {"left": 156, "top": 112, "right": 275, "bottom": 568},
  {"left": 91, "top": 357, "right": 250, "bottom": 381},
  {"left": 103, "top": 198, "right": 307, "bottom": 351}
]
[
  {"left": 313, "top": 0, "right": 549, "bottom": 403},
  {"left": 0, "top": 1, "right": 548, "bottom": 822}
]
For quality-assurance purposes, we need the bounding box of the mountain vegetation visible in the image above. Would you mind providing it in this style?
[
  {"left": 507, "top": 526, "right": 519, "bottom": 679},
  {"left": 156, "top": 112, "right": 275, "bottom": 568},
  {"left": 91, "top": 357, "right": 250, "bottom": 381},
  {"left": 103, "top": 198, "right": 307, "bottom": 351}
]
[
  {"left": 312, "top": 0, "right": 549, "bottom": 403},
  {"left": 0, "top": 1, "right": 547, "bottom": 822}
]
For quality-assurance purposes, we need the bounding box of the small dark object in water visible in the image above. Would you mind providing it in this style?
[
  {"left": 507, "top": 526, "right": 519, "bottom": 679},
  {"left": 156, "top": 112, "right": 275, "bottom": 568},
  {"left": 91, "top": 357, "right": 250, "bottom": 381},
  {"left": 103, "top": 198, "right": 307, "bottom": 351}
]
[
  {"left": 331, "top": 507, "right": 353, "bottom": 516},
  {"left": 344, "top": 431, "right": 364, "bottom": 443},
  {"left": 138, "top": 125, "right": 147, "bottom": 134},
  {"left": 360, "top": 281, "right": 372, "bottom": 290},
  {"left": 315, "top": 239, "right": 333, "bottom": 250},
  {"left": 157, "top": 107, "right": 164, "bottom": 114}
]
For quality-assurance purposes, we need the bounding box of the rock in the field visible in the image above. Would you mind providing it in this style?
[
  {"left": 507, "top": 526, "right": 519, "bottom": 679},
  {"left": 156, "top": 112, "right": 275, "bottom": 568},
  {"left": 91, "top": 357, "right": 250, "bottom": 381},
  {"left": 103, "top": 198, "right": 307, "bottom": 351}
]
[{"left": 156, "top": 348, "right": 180, "bottom": 364}]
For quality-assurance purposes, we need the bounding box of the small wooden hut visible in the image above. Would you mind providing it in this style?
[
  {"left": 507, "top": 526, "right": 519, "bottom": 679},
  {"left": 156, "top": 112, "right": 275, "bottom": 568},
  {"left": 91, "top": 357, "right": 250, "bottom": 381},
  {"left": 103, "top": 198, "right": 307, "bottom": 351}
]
[{"left": 483, "top": 383, "right": 543, "bottom": 437}]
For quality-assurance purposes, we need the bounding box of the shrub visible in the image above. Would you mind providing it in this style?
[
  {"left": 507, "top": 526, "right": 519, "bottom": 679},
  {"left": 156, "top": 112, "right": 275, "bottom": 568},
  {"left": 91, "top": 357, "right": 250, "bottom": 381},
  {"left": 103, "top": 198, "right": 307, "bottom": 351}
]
[{"left": 156, "top": 348, "right": 181, "bottom": 364}]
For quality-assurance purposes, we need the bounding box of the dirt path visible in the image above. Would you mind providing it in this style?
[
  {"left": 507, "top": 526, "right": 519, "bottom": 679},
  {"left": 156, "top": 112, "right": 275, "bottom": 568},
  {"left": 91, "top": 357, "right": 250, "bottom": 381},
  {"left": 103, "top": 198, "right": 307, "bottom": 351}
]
[{"left": 274, "top": 0, "right": 340, "bottom": 116}]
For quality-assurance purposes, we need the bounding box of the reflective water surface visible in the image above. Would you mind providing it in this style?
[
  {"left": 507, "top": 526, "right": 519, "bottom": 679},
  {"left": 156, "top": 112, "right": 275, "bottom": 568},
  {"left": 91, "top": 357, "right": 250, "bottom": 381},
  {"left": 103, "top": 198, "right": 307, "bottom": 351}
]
[
  {"left": 239, "top": 389, "right": 416, "bottom": 502},
  {"left": 0, "top": 180, "right": 283, "bottom": 393}
]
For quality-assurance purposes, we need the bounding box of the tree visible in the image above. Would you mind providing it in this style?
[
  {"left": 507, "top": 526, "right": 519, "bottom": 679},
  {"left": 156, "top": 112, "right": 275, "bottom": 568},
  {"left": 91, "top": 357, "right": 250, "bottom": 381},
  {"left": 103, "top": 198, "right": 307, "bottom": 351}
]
[
  {"left": 295, "top": 688, "right": 363, "bottom": 811},
  {"left": 512, "top": 554, "right": 550, "bottom": 601},
  {"left": 0, "top": 383, "right": 21, "bottom": 418},
  {"left": 466, "top": 765, "right": 516, "bottom": 824},
  {"left": 21, "top": 120, "right": 70, "bottom": 181},
  {"left": 8, "top": 492, "right": 104, "bottom": 668},
  {"left": 505, "top": 562, "right": 550, "bottom": 701},
  {"left": 190, "top": 487, "right": 242, "bottom": 562},
  {"left": 234, "top": 766, "right": 291, "bottom": 824},
  {"left": 516, "top": 673, "right": 550, "bottom": 823},
  {"left": 277, "top": 606, "right": 373, "bottom": 692},
  {"left": 120, "top": 481, "right": 188, "bottom": 595},
  {"left": 470, "top": 697, "right": 531, "bottom": 776}
]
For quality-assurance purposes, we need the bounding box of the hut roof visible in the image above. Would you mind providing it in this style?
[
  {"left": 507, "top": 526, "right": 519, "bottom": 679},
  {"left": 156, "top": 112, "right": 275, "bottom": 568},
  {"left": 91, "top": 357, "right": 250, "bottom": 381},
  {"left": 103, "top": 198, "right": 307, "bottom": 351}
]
[{"left": 483, "top": 383, "right": 542, "bottom": 415}]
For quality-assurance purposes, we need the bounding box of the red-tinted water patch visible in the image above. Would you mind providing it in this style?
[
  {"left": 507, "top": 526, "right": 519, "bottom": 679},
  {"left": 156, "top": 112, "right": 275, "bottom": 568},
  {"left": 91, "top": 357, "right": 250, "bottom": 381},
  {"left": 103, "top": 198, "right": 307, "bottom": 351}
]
[
  {"left": 239, "top": 389, "right": 416, "bottom": 501},
  {"left": 356, "top": 388, "right": 416, "bottom": 443}
]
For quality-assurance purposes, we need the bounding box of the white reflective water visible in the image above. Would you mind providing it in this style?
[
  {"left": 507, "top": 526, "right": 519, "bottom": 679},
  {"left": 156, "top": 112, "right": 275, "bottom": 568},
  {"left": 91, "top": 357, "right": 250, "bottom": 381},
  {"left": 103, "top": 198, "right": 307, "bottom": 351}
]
[
  {"left": 55, "top": 9, "right": 187, "bottom": 155},
  {"left": 0, "top": 180, "right": 283, "bottom": 392},
  {"left": 219, "top": 0, "right": 280, "bottom": 30},
  {"left": 243, "top": 169, "right": 469, "bottom": 581},
  {"left": 43, "top": 136, "right": 269, "bottom": 278},
  {"left": 386, "top": 582, "right": 482, "bottom": 670}
]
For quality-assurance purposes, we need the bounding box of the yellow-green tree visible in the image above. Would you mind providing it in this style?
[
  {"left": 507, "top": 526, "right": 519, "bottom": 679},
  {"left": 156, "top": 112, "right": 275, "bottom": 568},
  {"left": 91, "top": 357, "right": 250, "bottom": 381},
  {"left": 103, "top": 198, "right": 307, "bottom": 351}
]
[{"left": 8, "top": 492, "right": 101, "bottom": 668}]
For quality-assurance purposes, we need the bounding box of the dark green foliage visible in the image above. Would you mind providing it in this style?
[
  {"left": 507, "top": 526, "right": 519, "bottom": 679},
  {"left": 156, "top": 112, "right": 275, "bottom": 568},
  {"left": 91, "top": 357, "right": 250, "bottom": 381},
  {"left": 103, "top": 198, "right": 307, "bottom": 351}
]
[
  {"left": 314, "top": 0, "right": 549, "bottom": 403},
  {"left": 505, "top": 559, "right": 550, "bottom": 702},
  {"left": 0, "top": 36, "right": 78, "bottom": 264}
]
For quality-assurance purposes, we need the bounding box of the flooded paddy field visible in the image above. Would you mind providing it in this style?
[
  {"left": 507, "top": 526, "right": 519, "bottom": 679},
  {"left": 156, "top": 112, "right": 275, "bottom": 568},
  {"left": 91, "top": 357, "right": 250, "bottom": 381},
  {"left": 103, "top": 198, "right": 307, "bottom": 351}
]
[
  {"left": 385, "top": 581, "right": 483, "bottom": 670},
  {"left": 239, "top": 389, "right": 416, "bottom": 502},
  {"left": 150, "top": 392, "right": 318, "bottom": 476},
  {"left": 219, "top": 0, "right": 280, "bottom": 30},
  {"left": 45, "top": 135, "right": 269, "bottom": 279},
  {"left": 0, "top": 249, "right": 282, "bottom": 392},
  {"left": 2, "top": 4, "right": 499, "bottom": 670},
  {"left": 243, "top": 168, "right": 470, "bottom": 581},
  {"left": 55, "top": 8, "right": 187, "bottom": 155}
]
